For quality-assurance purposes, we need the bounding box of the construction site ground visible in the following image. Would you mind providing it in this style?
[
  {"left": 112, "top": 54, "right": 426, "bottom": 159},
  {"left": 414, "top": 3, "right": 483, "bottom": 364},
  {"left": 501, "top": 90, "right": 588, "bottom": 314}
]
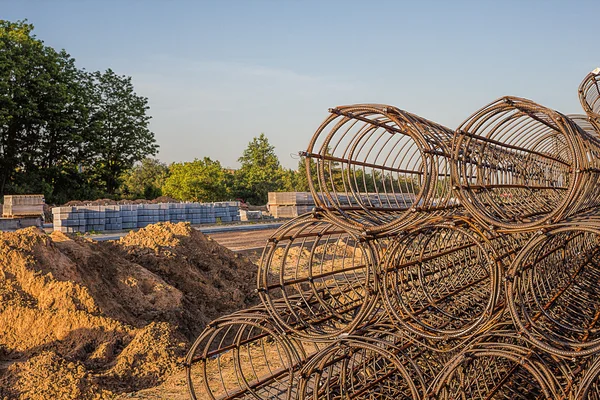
[
  {"left": 0, "top": 221, "right": 283, "bottom": 399},
  {"left": 110, "top": 225, "right": 279, "bottom": 399}
]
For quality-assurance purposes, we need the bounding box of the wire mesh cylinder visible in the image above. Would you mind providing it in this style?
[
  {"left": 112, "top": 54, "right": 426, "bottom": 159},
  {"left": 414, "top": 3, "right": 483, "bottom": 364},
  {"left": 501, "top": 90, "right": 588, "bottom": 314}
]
[
  {"left": 380, "top": 217, "right": 522, "bottom": 340},
  {"left": 296, "top": 333, "right": 428, "bottom": 399},
  {"left": 579, "top": 68, "right": 600, "bottom": 132},
  {"left": 506, "top": 222, "right": 600, "bottom": 358},
  {"left": 304, "top": 104, "right": 457, "bottom": 234},
  {"left": 257, "top": 214, "right": 381, "bottom": 340},
  {"left": 186, "top": 305, "right": 321, "bottom": 400},
  {"left": 573, "top": 355, "right": 600, "bottom": 400},
  {"left": 452, "top": 96, "right": 600, "bottom": 231},
  {"left": 430, "top": 323, "right": 569, "bottom": 399}
]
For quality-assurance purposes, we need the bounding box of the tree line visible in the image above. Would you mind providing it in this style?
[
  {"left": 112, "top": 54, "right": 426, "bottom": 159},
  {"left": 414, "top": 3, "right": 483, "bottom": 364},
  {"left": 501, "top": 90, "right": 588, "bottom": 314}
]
[
  {"left": 1, "top": 20, "right": 157, "bottom": 203},
  {"left": 2, "top": 20, "right": 417, "bottom": 206},
  {"left": 122, "top": 133, "right": 311, "bottom": 205},
  {"left": 1, "top": 20, "right": 312, "bottom": 205}
]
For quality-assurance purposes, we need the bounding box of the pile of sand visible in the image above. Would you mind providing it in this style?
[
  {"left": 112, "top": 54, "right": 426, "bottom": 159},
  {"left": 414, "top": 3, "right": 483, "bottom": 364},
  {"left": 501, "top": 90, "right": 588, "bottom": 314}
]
[{"left": 0, "top": 222, "right": 258, "bottom": 399}]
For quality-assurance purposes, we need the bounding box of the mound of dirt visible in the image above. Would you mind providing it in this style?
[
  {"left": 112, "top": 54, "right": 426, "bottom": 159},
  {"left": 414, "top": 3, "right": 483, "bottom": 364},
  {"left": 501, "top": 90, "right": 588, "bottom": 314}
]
[{"left": 0, "top": 222, "right": 259, "bottom": 399}]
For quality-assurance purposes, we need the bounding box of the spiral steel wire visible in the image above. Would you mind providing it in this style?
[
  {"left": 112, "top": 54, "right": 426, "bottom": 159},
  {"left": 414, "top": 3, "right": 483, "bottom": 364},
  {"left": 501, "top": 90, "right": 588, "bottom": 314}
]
[
  {"left": 579, "top": 68, "right": 600, "bottom": 132},
  {"left": 573, "top": 355, "right": 600, "bottom": 399},
  {"left": 303, "top": 104, "right": 457, "bottom": 235},
  {"left": 186, "top": 303, "right": 324, "bottom": 400},
  {"left": 380, "top": 216, "right": 528, "bottom": 341},
  {"left": 430, "top": 322, "right": 574, "bottom": 400},
  {"left": 187, "top": 69, "right": 600, "bottom": 399},
  {"left": 506, "top": 220, "right": 600, "bottom": 358},
  {"left": 452, "top": 96, "right": 600, "bottom": 232},
  {"left": 256, "top": 214, "right": 383, "bottom": 341}
]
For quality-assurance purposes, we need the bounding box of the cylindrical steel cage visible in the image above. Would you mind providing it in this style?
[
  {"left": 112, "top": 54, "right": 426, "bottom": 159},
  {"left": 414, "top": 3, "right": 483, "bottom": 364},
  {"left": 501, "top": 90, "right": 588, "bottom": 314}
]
[
  {"left": 304, "top": 104, "right": 458, "bottom": 235},
  {"left": 452, "top": 96, "right": 600, "bottom": 231},
  {"left": 380, "top": 217, "right": 524, "bottom": 340},
  {"left": 186, "top": 305, "right": 322, "bottom": 400},
  {"left": 506, "top": 221, "right": 600, "bottom": 358},
  {"left": 430, "top": 323, "right": 570, "bottom": 399},
  {"left": 257, "top": 214, "right": 381, "bottom": 341}
]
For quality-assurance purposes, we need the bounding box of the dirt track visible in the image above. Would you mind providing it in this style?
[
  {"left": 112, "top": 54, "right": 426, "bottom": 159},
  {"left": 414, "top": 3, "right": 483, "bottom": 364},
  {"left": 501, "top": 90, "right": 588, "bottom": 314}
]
[{"left": 207, "top": 228, "right": 278, "bottom": 252}]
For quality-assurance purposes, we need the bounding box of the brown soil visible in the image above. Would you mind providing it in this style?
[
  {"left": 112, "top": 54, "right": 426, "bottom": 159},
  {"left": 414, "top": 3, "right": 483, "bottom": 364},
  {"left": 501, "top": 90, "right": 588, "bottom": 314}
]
[{"left": 0, "top": 222, "right": 259, "bottom": 399}]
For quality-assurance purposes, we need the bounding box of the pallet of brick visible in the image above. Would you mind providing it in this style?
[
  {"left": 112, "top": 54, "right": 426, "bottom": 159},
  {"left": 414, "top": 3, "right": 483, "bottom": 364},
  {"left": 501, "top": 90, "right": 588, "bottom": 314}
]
[
  {"left": 80, "top": 205, "right": 106, "bottom": 232},
  {"left": 269, "top": 204, "right": 313, "bottom": 219},
  {"left": 137, "top": 204, "right": 159, "bottom": 228},
  {"left": 168, "top": 203, "right": 186, "bottom": 223},
  {"left": 240, "top": 210, "right": 262, "bottom": 221},
  {"left": 52, "top": 206, "right": 86, "bottom": 233},
  {"left": 158, "top": 203, "right": 170, "bottom": 222},
  {"left": 120, "top": 205, "right": 138, "bottom": 230},
  {"left": 3, "top": 194, "right": 45, "bottom": 217},
  {"left": 267, "top": 192, "right": 315, "bottom": 206},
  {"left": 104, "top": 205, "right": 122, "bottom": 231}
]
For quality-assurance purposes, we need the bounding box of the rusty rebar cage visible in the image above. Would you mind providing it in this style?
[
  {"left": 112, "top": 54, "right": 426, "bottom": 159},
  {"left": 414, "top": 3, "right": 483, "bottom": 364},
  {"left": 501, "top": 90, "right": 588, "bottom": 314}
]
[
  {"left": 185, "top": 304, "right": 323, "bottom": 400},
  {"left": 506, "top": 220, "right": 600, "bottom": 358},
  {"left": 452, "top": 96, "right": 600, "bottom": 232},
  {"left": 304, "top": 104, "right": 457, "bottom": 235},
  {"left": 187, "top": 69, "right": 600, "bottom": 400},
  {"left": 380, "top": 217, "right": 525, "bottom": 341},
  {"left": 579, "top": 68, "right": 600, "bottom": 132},
  {"left": 430, "top": 322, "right": 572, "bottom": 399},
  {"left": 256, "top": 214, "right": 382, "bottom": 341}
]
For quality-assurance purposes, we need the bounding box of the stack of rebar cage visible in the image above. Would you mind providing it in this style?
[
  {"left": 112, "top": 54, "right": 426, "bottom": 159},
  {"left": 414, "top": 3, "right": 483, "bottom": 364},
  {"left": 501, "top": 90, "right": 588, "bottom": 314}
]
[{"left": 186, "top": 69, "right": 600, "bottom": 399}]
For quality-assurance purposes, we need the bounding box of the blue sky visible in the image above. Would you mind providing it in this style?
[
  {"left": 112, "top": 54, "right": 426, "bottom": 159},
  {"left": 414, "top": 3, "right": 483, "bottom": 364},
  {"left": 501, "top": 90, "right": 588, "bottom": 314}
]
[{"left": 3, "top": 1, "right": 598, "bottom": 169}]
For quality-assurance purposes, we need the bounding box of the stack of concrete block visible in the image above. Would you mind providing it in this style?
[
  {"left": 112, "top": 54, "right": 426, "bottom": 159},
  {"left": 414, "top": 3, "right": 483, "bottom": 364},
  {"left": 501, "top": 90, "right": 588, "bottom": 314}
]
[
  {"left": 104, "top": 205, "right": 122, "bottom": 231},
  {"left": 158, "top": 203, "right": 169, "bottom": 222},
  {"left": 137, "top": 204, "right": 159, "bottom": 228},
  {"left": 80, "top": 206, "right": 105, "bottom": 232},
  {"left": 120, "top": 205, "right": 137, "bottom": 230},
  {"left": 52, "top": 201, "right": 241, "bottom": 233},
  {"left": 213, "top": 201, "right": 240, "bottom": 223},
  {"left": 200, "top": 204, "right": 216, "bottom": 224},
  {"left": 168, "top": 203, "right": 187, "bottom": 223},
  {"left": 3, "top": 195, "right": 45, "bottom": 218},
  {"left": 268, "top": 192, "right": 316, "bottom": 219},
  {"left": 52, "top": 207, "right": 86, "bottom": 233},
  {"left": 185, "top": 203, "right": 202, "bottom": 225}
]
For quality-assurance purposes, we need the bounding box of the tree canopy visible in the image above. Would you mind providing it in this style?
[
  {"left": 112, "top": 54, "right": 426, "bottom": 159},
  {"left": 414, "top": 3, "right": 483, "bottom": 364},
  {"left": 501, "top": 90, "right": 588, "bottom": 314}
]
[
  {"left": 162, "top": 157, "right": 231, "bottom": 202},
  {"left": 0, "top": 20, "right": 157, "bottom": 202},
  {"left": 234, "top": 133, "right": 285, "bottom": 204},
  {"left": 1, "top": 19, "right": 313, "bottom": 206}
]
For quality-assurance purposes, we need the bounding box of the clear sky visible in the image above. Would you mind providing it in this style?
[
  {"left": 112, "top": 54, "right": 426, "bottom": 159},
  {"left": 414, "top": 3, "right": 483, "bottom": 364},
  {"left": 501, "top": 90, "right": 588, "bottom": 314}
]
[{"left": 3, "top": 0, "right": 598, "bottom": 169}]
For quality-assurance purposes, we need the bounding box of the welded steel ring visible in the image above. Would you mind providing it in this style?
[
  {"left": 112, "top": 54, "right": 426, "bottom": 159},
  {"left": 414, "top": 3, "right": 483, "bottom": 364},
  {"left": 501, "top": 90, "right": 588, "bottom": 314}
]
[
  {"left": 506, "top": 223, "right": 600, "bottom": 358},
  {"left": 451, "top": 96, "right": 600, "bottom": 231},
  {"left": 296, "top": 334, "right": 427, "bottom": 399},
  {"left": 579, "top": 68, "right": 600, "bottom": 131},
  {"left": 257, "top": 213, "right": 381, "bottom": 341},
  {"left": 186, "top": 306, "right": 320, "bottom": 400},
  {"left": 573, "top": 356, "right": 600, "bottom": 399},
  {"left": 304, "top": 104, "right": 457, "bottom": 235},
  {"left": 381, "top": 217, "right": 505, "bottom": 340},
  {"left": 430, "top": 326, "right": 567, "bottom": 399}
]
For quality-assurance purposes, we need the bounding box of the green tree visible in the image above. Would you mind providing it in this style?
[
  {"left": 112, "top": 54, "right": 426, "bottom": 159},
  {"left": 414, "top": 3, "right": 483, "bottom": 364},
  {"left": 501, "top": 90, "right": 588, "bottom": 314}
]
[
  {"left": 234, "top": 133, "right": 285, "bottom": 204},
  {"left": 84, "top": 69, "right": 157, "bottom": 194},
  {"left": 120, "top": 157, "right": 169, "bottom": 199},
  {"left": 0, "top": 20, "right": 91, "bottom": 199},
  {"left": 0, "top": 20, "right": 158, "bottom": 202},
  {"left": 162, "top": 157, "right": 230, "bottom": 202}
]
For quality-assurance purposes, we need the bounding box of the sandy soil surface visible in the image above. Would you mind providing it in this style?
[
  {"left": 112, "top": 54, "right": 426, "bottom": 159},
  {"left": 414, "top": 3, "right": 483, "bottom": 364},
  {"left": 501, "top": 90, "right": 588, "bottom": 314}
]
[{"left": 0, "top": 222, "right": 261, "bottom": 399}]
